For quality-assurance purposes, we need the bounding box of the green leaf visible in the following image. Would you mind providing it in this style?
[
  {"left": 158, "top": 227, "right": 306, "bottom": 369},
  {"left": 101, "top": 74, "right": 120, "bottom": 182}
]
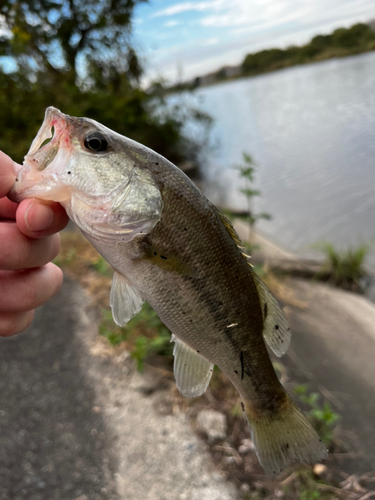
[{"left": 240, "top": 188, "right": 260, "bottom": 197}]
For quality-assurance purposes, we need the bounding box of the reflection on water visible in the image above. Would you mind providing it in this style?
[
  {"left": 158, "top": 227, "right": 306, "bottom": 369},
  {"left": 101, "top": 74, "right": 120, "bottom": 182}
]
[{"left": 186, "top": 52, "right": 375, "bottom": 270}]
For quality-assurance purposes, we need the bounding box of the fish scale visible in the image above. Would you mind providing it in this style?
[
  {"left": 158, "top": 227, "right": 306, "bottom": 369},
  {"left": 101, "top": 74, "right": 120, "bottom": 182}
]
[{"left": 9, "top": 106, "right": 327, "bottom": 476}]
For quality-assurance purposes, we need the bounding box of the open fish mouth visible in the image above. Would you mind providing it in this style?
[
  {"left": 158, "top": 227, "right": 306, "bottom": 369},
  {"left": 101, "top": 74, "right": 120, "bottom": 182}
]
[
  {"left": 27, "top": 106, "right": 68, "bottom": 160},
  {"left": 9, "top": 107, "right": 73, "bottom": 203}
]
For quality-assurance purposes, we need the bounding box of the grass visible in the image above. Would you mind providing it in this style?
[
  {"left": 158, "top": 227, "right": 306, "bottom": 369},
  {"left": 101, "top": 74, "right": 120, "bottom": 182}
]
[
  {"left": 99, "top": 302, "right": 172, "bottom": 371},
  {"left": 314, "top": 242, "right": 370, "bottom": 292},
  {"left": 294, "top": 384, "right": 339, "bottom": 448}
]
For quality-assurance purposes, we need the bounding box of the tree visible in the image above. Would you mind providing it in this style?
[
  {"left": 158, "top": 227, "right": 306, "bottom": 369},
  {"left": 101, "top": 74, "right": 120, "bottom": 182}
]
[
  {"left": 331, "top": 24, "right": 375, "bottom": 50},
  {"left": 0, "top": 0, "right": 210, "bottom": 168},
  {"left": 0, "top": 0, "right": 146, "bottom": 86}
]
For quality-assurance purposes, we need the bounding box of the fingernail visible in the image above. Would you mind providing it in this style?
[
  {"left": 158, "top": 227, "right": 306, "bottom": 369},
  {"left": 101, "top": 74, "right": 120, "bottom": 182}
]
[{"left": 25, "top": 202, "right": 54, "bottom": 232}]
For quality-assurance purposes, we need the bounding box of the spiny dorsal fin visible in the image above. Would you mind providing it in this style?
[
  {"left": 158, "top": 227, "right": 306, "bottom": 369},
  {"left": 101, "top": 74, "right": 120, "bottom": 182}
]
[
  {"left": 171, "top": 335, "right": 214, "bottom": 397},
  {"left": 217, "top": 210, "right": 245, "bottom": 249},
  {"left": 251, "top": 272, "right": 291, "bottom": 357}
]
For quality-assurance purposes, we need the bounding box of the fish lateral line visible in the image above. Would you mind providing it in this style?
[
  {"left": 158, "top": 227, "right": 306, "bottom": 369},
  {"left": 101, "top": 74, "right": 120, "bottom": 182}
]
[{"left": 239, "top": 350, "right": 253, "bottom": 380}]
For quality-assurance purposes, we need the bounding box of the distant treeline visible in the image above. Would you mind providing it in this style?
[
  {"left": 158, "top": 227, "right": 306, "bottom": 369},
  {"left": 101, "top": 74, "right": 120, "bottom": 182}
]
[
  {"left": 171, "top": 22, "right": 375, "bottom": 91},
  {"left": 242, "top": 22, "right": 375, "bottom": 76}
]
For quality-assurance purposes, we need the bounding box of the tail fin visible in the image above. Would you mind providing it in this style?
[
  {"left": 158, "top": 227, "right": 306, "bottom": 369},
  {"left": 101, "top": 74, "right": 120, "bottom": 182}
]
[{"left": 245, "top": 398, "right": 328, "bottom": 476}]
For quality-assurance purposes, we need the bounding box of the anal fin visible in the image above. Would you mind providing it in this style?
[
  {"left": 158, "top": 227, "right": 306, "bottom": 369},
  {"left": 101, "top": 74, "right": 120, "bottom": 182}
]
[
  {"left": 110, "top": 271, "right": 144, "bottom": 327},
  {"left": 171, "top": 335, "right": 214, "bottom": 397}
]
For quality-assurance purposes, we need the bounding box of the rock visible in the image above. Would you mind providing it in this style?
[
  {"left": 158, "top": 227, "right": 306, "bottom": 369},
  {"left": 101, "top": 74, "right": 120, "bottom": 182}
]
[
  {"left": 238, "top": 438, "right": 255, "bottom": 454},
  {"left": 192, "top": 486, "right": 235, "bottom": 500},
  {"left": 196, "top": 410, "right": 227, "bottom": 443},
  {"left": 313, "top": 463, "right": 327, "bottom": 476},
  {"left": 274, "top": 488, "right": 285, "bottom": 498}
]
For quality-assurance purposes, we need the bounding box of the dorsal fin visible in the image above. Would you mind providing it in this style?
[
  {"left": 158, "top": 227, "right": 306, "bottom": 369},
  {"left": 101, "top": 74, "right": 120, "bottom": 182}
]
[
  {"left": 217, "top": 210, "right": 255, "bottom": 267},
  {"left": 217, "top": 210, "right": 245, "bottom": 249},
  {"left": 251, "top": 272, "right": 291, "bottom": 357}
]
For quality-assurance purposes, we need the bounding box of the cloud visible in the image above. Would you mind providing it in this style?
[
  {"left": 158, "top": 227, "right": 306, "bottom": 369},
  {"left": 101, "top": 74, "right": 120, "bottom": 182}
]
[
  {"left": 153, "top": 2, "right": 212, "bottom": 17},
  {"left": 152, "top": 0, "right": 228, "bottom": 17},
  {"left": 139, "top": 0, "right": 375, "bottom": 85},
  {"left": 203, "top": 37, "right": 219, "bottom": 45},
  {"left": 165, "top": 20, "right": 180, "bottom": 27},
  {"left": 198, "top": 0, "right": 374, "bottom": 29}
]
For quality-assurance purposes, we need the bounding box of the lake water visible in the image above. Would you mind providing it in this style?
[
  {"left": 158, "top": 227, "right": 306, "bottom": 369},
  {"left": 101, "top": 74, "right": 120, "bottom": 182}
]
[{"left": 181, "top": 52, "right": 375, "bottom": 270}]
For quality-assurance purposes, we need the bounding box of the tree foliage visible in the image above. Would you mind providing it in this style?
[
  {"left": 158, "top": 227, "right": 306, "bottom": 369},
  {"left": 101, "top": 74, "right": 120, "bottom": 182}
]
[
  {"left": 242, "top": 23, "right": 375, "bottom": 76},
  {"left": 0, "top": 0, "right": 146, "bottom": 83},
  {"left": 0, "top": 0, "right": 208, "bottom": 166}
]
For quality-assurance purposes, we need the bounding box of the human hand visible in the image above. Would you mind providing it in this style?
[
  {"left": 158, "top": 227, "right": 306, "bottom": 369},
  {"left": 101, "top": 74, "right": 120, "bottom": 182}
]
[{"left": 0, "top": 151, "right": 69, "bottom": 336}]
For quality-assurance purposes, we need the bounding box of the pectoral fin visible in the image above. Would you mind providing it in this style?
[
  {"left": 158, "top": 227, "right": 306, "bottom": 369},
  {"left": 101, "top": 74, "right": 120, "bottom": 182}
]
[
  {"left": 252, "top": 272, "right": 291, "bottom": 357},
  {"left": 171, "top": 335, "right": 214, "bottom": 397},
  {"left": 110, "top": 271, "right": 144, "bottom": 327}
]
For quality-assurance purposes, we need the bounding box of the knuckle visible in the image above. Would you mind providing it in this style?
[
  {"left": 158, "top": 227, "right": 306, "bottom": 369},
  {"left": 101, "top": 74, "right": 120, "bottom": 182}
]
[
  {"left": 0, "top": 226, "right": 17, "bottom": 270},
  {"left": 0, "top": 313, "right": 21, "bottom": 337},
  {"left": 23, "top": 281, "right": 39, "bottom": 311},
  {"left": 52, "top": 265, "right": 64, "bottom": 294},
  {"left": 0, "top": 226, "right": 32, "bottom": 271},
  {"left": 50, "top": 234, "right": 61, "bottom": 261},
  {"left": 39, "top": 264, "right": 63, "bottom": 303},
  {"left": 0, "top": 311, "right": 34, "bottom": 337},
  {"left": 23, "top": 310, "right": 34, "bottom": 331}
]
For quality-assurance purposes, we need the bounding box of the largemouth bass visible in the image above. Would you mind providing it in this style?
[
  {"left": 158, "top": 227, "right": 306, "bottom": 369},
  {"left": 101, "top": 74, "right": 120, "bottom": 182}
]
[{"left": 9, "top": 107, "right": 327, "bottom": 475}]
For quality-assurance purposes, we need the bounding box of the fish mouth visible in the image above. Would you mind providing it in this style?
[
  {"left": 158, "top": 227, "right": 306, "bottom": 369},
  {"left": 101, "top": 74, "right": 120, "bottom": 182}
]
[{"left": 8, "top": 107, "right": 73, "bottom": 203}]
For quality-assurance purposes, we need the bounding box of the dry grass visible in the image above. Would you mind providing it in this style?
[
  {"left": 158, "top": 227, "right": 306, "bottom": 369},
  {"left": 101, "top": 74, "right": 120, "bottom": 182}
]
[{"left": 56, "top": 231, "right": 113, "bottom": 309}]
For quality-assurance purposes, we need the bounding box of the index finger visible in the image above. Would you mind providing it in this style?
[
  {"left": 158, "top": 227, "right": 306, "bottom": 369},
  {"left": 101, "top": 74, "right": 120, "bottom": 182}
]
[{"left": 0, "top": 151, "right": 22, "bottom": 199}]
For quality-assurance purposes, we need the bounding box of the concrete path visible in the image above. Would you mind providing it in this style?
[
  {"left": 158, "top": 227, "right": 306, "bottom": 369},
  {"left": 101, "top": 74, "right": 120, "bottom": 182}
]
[
  {"left": 0, "top": 278, "right": 237, "bottom": 500},
  {"left": 283, "top": 278, "right": 375, "bottom": 474}
]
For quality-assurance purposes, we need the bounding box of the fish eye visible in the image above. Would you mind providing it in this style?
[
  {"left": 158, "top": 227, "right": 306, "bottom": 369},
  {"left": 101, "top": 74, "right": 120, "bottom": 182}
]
[{"left": 84, "top": 132, "right": 108, "bottom": 152}]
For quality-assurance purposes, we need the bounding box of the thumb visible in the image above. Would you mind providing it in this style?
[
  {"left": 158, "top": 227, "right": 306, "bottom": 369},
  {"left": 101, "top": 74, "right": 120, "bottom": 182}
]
[{"left": 0, "top": 151, "right": 22, "bottom": 199}]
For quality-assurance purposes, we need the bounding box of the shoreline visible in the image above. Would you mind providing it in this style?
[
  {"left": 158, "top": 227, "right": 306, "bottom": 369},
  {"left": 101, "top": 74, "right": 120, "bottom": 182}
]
[{"left": 187, "top": 49, "right": 375, "bottom": 92}]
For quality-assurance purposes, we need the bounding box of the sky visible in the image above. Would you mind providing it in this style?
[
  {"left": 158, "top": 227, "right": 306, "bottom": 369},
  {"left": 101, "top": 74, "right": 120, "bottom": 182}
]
[{"left": 132, "top": 0, "right": 375, "bottom": 84}]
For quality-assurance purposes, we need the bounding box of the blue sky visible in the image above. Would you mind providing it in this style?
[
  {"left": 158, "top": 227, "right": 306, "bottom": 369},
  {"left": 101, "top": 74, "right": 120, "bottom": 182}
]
[{"left": 133, "top": 0, "right": 375, "bottom": 84}]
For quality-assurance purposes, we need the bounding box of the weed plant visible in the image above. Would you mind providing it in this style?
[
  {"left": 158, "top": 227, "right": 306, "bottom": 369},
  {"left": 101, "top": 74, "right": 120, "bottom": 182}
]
[
  {"left": 99, "top": 303, "right": 172, "bottom": 371},
  {"left": 294, "top": 384, "right": 339, "bottom": 448},
  {"left": 314, "top": 242, "right": 370, "bottom": 292},
  {"left": 236, "top": 153, "right": 271, "bottom": 247}
]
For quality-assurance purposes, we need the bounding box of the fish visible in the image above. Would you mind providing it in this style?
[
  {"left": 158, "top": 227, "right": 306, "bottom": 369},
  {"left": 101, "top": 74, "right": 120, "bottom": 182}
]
[{"left": 9, "top": 107, "right": 327, "bottom": 475}]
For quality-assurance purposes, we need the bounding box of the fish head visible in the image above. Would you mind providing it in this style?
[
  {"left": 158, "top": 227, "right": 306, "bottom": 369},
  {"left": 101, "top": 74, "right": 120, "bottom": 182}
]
[{"left": 9, "top": 107, "right": 163, "bottom": 241}]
